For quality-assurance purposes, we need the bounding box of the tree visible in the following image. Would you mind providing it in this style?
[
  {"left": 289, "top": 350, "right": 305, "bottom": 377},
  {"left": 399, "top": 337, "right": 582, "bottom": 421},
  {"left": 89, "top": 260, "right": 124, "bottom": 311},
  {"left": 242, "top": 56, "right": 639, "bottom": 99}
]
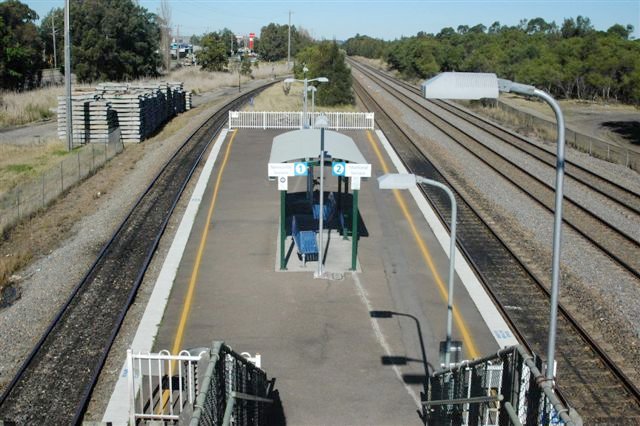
[
  {"left": 240, "top": 55, "right": 252, "bottom": 76},
  {"left": 257, "top": 23, "right": 312, "bottom": 61},
  {"left": 342, "top": 34, "right": 385, "bottom": 58},
  {"left": 607, "top": 24, "right": 634, "bottom": 40},
  {"left": 197, "top": 32, "right": 228, "bottom": 71},
  {"left": 70, "top": 0, "right": 160, "bottom": 82},
  {"left": 0, "top": 0, "right": 43, "bottom": 90},
  {"left": 296, "top": 41, "right": 354, "bottom": 106}
]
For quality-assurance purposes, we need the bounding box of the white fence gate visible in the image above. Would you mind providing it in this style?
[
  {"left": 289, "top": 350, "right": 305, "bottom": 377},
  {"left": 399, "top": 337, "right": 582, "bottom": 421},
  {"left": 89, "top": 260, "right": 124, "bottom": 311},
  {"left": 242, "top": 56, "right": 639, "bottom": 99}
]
[
  {"left": 228, "top": 111, "right": 375, "bottom": 130},
  {"left": 127, "top": 349, "right": 207, "bottom": 424}
]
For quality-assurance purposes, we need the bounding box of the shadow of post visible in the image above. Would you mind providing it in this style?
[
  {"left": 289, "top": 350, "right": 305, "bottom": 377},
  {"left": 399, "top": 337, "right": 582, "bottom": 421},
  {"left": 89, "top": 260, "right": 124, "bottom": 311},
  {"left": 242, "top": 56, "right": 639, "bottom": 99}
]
[{"left": 370, "top": 310, "right": 433, "bottom": 423}]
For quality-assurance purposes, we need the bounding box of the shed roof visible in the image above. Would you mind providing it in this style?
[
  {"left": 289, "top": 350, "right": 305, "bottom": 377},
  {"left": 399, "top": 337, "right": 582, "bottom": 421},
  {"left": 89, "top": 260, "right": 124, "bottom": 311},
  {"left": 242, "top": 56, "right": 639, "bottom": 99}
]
[{"left": 269, "top": 129, "right": 367, "bottom": 164}]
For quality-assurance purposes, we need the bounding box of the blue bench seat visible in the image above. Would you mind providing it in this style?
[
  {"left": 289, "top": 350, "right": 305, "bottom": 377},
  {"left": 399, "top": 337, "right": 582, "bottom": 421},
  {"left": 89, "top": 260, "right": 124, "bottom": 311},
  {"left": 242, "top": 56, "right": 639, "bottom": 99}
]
[{"left": 292, "top": 215, "right": 318, "bottom": 265}]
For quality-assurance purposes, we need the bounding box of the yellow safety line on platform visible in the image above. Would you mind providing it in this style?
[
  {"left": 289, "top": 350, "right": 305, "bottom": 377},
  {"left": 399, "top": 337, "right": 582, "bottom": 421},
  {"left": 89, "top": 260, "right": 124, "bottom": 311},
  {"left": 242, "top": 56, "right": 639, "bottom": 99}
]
[
  {"left": 158, "top": 129, "right": 238, "bottom": 413},
  {"left": 366, "top": 130, "right": 479, "bottom": 359}
]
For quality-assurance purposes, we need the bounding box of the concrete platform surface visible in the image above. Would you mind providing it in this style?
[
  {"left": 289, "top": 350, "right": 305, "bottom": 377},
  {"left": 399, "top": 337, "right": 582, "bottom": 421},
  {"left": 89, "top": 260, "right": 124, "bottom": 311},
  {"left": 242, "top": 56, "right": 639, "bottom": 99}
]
[{"left": 152, "top": 128, "right": 502, "bottom": 424}]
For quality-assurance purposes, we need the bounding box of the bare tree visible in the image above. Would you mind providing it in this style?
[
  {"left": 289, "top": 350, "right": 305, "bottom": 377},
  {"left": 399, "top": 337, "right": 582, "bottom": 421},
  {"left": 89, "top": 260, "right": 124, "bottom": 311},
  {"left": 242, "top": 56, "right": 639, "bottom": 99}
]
[{"left": 159, "top": 0, "right": 172, "bottom": 72}]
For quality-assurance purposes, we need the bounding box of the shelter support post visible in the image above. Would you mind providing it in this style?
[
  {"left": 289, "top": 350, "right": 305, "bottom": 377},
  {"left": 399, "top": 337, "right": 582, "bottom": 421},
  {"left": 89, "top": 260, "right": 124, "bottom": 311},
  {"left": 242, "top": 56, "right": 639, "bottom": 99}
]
[
  {"left": 351, "top": 189, "right": 359, "bottom": 271},
  {"left": 280, "top": 190, "right": 287, "bottom": 270}
]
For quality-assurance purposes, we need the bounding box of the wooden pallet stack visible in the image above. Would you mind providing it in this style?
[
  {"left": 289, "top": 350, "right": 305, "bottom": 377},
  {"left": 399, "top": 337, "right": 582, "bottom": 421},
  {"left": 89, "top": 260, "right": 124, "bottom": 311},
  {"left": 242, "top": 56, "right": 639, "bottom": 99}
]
[{"left": 57, "top": 81, "right": 190, "bottom": 145}]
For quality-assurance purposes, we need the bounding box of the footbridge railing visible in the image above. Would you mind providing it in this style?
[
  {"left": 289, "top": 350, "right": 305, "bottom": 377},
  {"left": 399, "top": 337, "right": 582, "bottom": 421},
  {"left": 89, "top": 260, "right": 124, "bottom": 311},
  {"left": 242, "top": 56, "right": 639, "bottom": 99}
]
[
  {"left": 426, "top": 345, "right": 582, "bottom": 426},
  {"left": 190, "top": 341, "right": 273, "bottom": 426},
  {"left": 127, "top": 341, "right": 272, "bottom": 425},
  {"left": 228, "top": 111, "right": 375, "bottom": 130}
]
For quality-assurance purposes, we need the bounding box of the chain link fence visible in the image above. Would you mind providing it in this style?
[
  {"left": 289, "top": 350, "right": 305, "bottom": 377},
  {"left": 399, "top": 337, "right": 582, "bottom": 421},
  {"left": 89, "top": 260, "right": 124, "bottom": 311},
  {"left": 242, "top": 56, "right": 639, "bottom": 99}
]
[
  {"left": 0, "top": 130, "right": 123, "bottom": 235},
  {"left": 426, "top": 345, "right": 582, "bottom": 426},
  {"left": 190, "top": 342, "right": 273, "bottom": 426}
]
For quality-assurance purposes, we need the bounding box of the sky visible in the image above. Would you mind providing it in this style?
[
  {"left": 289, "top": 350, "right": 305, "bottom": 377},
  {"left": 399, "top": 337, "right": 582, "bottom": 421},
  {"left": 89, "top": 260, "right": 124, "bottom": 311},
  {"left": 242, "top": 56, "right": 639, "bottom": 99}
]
[{"left": 26, "top": 0, "right": 640, "bottom": 41}]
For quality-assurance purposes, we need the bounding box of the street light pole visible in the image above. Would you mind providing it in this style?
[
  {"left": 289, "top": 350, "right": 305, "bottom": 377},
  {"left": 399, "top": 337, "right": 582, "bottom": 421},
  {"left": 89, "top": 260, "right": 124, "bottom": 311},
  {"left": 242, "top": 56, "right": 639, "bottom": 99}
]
[
  {"left": 315, "top": 115, "right": 329, "bottom": 279},
  {"left": 64, "top": 0, "right": 72, "bottom": 151},
  {"left": 498, "top": 80, "right": 566, "bottom": 381},
  {"left": 302, "top": 66, "right": 308, "bottom": 127},
  {"left": 378, "top": 173, "right": 458, "bottom": 366},
  {"left": 284, "top": 74, "right": 328, "bottom": 129},
  {"left": 308, "top": 86, "right": 317, "bottom": 114},
  {"left": 423, "top": 72, "right": 567, "bottom": 380}
]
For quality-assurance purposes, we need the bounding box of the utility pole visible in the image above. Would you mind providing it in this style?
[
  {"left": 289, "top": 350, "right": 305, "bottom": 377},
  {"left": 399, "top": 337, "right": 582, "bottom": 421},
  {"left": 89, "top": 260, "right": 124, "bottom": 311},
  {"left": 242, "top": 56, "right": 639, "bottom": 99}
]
[
  {"left": 287, "top": 10, "right": 292, "bottom": 69},
  {"left": 230, "top": 33, "right": 234, "bottom": 56},
  {"left": 64, "top": 0, "right": 72, "bottom": 151},
  {"left": 52, "top": 14, "right": 57, "bottom": 69}
]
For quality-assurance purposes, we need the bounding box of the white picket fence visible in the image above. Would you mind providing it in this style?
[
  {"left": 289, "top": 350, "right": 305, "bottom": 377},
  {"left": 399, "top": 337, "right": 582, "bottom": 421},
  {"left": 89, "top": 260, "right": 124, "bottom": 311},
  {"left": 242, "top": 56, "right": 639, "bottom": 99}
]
[
  {"left": 127, "top": 349, "right": 206, "bottom": 424},
  {"left": 228, "top": 111, "right": 375, "bottom": 130}
]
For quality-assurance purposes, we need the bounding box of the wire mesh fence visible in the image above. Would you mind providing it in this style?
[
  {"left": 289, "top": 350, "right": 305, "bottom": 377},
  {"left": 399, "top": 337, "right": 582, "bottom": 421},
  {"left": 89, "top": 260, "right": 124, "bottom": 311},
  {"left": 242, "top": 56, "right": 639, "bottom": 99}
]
[
  {"left": 426, "top": 345, "right": 582, "bottom": 426},
  {"left": 190, "top": 342, "right": 272, "bottom": 426},
  {"left": 494, "top": 100, "right": 639, "bottom": 171},
  {"left": 0, "top": 132, "right": 124, "bottom": 235}
]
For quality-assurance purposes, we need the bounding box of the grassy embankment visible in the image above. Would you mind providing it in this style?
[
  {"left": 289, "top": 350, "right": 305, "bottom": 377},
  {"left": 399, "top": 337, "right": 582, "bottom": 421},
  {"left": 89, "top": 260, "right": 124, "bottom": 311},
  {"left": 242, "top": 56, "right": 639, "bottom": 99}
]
[{"left": 0, "top": 62, "right": 291, "bottom": 293}]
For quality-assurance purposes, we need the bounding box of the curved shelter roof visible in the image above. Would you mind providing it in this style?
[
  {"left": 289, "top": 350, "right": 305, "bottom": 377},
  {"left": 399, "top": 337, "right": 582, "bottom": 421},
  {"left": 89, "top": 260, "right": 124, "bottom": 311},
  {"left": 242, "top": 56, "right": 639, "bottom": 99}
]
[{"left": 269, "top": 129, "right": 367, "bottom": 164}]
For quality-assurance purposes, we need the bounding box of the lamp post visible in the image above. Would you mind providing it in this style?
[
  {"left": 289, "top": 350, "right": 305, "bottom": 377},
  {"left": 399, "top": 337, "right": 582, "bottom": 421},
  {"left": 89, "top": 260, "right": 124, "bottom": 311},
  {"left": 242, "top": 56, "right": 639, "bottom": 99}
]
[
  {"left": 284, "top": 71, "right": 328, "bottom": 128},
  {"left": 314, "top": 115, "right": 330, "bottom": 279},
  {"left": 307, "top": 85, "right": 317, "bottom": 114},
  {"left": 423, "top": 72, "right": 566, "bottom": 381},
  {"left": 378, "top": 173, "right": 458, "bottom": 366}
]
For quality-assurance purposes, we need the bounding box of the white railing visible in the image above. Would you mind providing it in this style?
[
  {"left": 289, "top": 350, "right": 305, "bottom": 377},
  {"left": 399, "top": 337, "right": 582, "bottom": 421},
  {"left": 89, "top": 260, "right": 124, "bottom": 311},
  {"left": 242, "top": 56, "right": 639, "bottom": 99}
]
[
  {"left": 127, "top": 349, "right": 206, "bottom": 425},
  {"left": 228, "top": 111, "right": 375, "bottom": 130}
]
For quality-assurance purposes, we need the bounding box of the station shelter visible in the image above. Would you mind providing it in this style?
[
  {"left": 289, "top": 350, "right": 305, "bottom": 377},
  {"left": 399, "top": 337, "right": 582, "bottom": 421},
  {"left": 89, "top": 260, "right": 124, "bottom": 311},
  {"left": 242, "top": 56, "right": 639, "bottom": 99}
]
[{"left": 268, "top": 129, "right": 371, "bottom": 271}]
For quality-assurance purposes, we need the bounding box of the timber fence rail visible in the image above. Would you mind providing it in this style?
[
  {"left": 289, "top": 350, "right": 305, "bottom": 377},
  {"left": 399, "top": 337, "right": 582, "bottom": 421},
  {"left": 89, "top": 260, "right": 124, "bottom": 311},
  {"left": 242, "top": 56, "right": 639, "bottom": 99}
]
[
  {"left": 0, "top": 133, "right": 123, "bottom": 235},
  {"left": 494, "top": 100, "right": 639, "bottom": 170}
]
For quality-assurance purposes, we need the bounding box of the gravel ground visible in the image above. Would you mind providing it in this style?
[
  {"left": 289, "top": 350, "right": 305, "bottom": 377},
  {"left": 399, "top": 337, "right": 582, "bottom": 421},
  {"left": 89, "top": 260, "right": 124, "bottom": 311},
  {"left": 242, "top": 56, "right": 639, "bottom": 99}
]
[
  {"left": 0, "top": 78, "right": 273, "bottom": 420},
  {"left": 423, "top": 99, "right": 640, "bottom": 242},
  {"left": 352, "top": 67, "right": 640, "bottom": 385}
]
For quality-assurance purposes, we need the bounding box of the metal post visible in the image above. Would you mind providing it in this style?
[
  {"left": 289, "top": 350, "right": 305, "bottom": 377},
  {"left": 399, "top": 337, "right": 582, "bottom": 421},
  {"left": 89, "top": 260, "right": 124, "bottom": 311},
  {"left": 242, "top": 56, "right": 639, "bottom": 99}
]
[
  {"left": 532, "top": 89, "right": 566, "bottom": 381},
  {"left": 64, "top": 0, "right": 72, "bottom": 152},
  {"left": 280, "top": 190, "right": 286, "bottom": 270},
  {"left": 303, "top": 75, "right": 308, "bottom": 128},
  {"left": 77, "top": 151, "right": 81, "bottom": 179},
  {"left": 351, "top": 189, "right": 359, "bottom": 270},
  {"left": 315, "top": 127, "right": 325, "bottom": 278},
  {"left": 41, "top": 173, "right": 45, "bottom": 207},
  {"left": 52, "top": 14, "right": 57, "bottom": 69},
  {"left": 415, "top": 176, "right": 457, "bottom": 367},
  {"left": 287, "top": 11, "right": 291, "bottom": 69},
  {"left": 60, "top": 162, "right": 64, "bottom": 191}
]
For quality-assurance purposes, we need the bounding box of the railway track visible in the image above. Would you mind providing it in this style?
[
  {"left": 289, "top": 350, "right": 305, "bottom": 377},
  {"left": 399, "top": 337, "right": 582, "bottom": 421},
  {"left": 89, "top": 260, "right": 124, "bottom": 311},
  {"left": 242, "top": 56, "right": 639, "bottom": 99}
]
[
  {"left": 351, "top": 64, "right": 640, "bottom": 423},
  {"left": 350, "top": 58, "right": 640, "bottom": 279},
  {"left": 0, "top": 83, "right": 274, "bottom": 424},
  {"left": 365, "top": 60, "right": 640, "bottom": 217}
]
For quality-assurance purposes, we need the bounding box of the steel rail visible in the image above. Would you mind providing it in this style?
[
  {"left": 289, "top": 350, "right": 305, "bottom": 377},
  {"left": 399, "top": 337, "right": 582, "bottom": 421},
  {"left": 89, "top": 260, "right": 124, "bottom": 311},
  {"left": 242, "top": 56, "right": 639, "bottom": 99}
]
[
  {"left": 350, "top": 59, "right": 640, "bottom": 279},
  {"left": 352, "top": 76, "right": 640, "bottom": 423},
  {"left": 0, "top": 82, "right": 277, "bottom": 424},
  {"left": 350, "top": 58, "right": 640, "bottom": 215}
]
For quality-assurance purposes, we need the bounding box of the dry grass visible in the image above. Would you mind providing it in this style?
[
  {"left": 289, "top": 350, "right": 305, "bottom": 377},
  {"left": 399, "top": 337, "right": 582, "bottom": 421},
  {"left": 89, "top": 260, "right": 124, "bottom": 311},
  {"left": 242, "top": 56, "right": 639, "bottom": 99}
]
[
  {"left": 465, "top": 101, "right": 557, "bottom": 143},
  {"left": 0, "top": 138, "right": 70, "bottom": 193},
  {"left": 150, "top": 61, "right": 290, "bottom": 95},
  {"left": 0, "top": 62, "right": 291, "bottom": 130},
  {"left": 0, "top": 86, "right": 62, "bottom": 128},
  {"left": 245, "top": 82, "right": 358, "bottom": 112}
]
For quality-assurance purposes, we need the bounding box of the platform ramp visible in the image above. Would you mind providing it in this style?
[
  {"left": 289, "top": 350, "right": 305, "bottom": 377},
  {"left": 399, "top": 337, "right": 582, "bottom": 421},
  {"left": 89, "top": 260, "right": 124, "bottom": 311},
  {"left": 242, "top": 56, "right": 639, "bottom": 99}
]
[{"left": 426, "top": 345, "right": 582, "bottom": 426}]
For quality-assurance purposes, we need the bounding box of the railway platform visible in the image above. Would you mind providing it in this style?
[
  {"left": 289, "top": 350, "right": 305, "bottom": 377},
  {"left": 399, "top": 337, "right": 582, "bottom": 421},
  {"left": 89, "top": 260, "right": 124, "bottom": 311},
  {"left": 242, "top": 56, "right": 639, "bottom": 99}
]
[{"left": 104, "top": 126, "right": 516, "bottom": 424}]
